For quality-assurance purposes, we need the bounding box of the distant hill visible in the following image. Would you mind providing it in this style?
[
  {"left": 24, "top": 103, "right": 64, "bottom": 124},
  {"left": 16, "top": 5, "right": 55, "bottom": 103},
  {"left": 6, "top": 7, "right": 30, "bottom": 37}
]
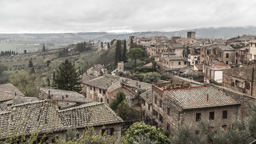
[{"left": 1, "top": 26, "right": 256, "bottom": 44}]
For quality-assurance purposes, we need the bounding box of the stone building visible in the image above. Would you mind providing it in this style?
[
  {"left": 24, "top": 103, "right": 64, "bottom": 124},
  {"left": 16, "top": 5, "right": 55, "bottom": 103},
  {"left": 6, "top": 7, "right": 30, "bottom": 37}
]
[
  {"left": 187, "top": 31, "right": 196, "bottom": 39},
  {"left": 86, "top": 64, "right": 106, "bottom": 77},
  {"left": 117, "top": 61, "right": 124, "bottom": 72},
  {"left": 248, "top": 40, "right": 256, "bottom": 60},
  {"left": 83, "top": 75, "right": 151, "bottom": 105},
  {"left": 0, "top": 100, "right": 123, "bottom": 143},
  {"left": 39, "top": 87, "right": 91, "bottom": 109},
  {"left": 159, "top": 56, "right": 188, "bottom": 74},
  {"left": 203, "top": 61, "right": 230, "bottom": 83},
  {"left": 223, "top": 65, "right": 256, "bottom": 97},
  {"left": 0, "top": 83, "right": 38, "bottom": 112},
  {"left": 141, "top": 85, "right": 243, "bottom": 135}
]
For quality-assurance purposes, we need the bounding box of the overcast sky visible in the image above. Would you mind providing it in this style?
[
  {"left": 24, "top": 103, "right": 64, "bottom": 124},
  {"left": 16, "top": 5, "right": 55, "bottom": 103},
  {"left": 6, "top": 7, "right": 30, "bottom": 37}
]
[{"left": 0, "top": 0, "right": 255, "bottom": 33}]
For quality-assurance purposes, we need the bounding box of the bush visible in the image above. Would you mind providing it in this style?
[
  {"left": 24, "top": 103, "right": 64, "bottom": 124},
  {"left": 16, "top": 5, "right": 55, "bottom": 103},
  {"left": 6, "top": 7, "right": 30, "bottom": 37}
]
[
  {"left": 160, "top": 74, "right": 171, "bottom": 80},
  {"left": 134, "top": 74, "right": 144, "bottom": 81},
  {"left": 136, "top": 67, "right": 153, "bottom": 73}
]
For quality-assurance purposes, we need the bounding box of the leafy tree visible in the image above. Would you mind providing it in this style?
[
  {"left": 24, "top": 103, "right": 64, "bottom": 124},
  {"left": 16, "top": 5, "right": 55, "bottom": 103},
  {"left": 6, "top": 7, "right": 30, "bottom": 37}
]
[
  {"left": 116, "top": 101, "right": 140, "bottom": 121},
  {"left": 133, "top": 133, "right": 157, "bottom": 144},
  {"left": 122, "top": 122, "right": 170, "bottom": 144},
  {"left": 115, "top": 40, "right": 122, "bottom": 65},
  {"left": 171, "top": 125, "right": 206, "bottom": 144},
  {"left": 122, "top": 40, "right": 127, "bottom": 62},
  {"left": 126, "top": 48, "right": 146, "bottom": 69},
  {"left": 66, "top": 128, "right": 78, "bottom": 141},
  {"left": 54, "top": 59, "right": 81, "bottom": 92},
  {"left": 143, "top": 73, "right": 160, "bottom": 84},
  {"left": 248, "top": 102, "right": 256, "bottom": 138},
  {"left": 9, "top": 71, "right": 40, "bottom": 97},
  {"left": 0, "top": 64, "right": 7, "bottom": 75},
  {"left": 110, "top": 92, "right": 126, "bottom": 111}
]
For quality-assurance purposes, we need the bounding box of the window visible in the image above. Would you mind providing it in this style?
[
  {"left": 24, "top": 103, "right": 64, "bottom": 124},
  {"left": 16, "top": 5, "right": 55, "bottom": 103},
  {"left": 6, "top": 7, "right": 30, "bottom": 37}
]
[
  {"left": 93, "top": 87, "right": 95, "bottom": 91},
  {"left": 100, "top": 98, "right": 103, "bottom": 102},
  {"left": 90, "top": 86, "right": 92, "bottom": 90},
  {"left": 99, "top": 89, "right": 101, "bottom": 93},
  {"left": 167, "top": 123, "right": 170, "bottom": 132},
  {"left": 195, "top": 130, "right": 200, "bottom": 135},
  {"left": 178, "top": 62, "right": 181, "bottom": 65},
  {"left": 159, "top": 100, "right": 162, "bottom": 108},
  {"left": 226, "top": 61, "right": 228, "bottom": 64},
  {"left": 196, "top": 113, "right": 201, "bottom": 121},
  {"left": 245, "top": 82, "right": 251, "bottom": 90},
  {"left": 159, "top": 114, "right": 163, "bottom": 122},
  {"left": 222, "top": 125, "right": 227, "bottom": 131},
  {"left": 226, "top": 53, "right": 229, "bottom": 58},
  {"left": 155, "top": 96, "right": 157, "bottom": 104},
  {"left": 107, "top": 99, "right": 109, "bottom": 104},
  {"left": 167, "top": 107, "right": 170, "bottom": 115},
  {"left": 102, "top": 128, "right": 114, "bottom": 136},
  {"left": 142, "top": 99, "right": 145, "bottom": 105},
  {"left": 222, "top": 111, "right": 228, "bottom": 119},
  {"left": 209, "top": 112, "right": 215, "bottom": 120},
  {"left": 148, "top": 104, "right": 150, "bottom": 110},
  {"left": 103, "top": 90, "right": 106, "bottom": 95}
]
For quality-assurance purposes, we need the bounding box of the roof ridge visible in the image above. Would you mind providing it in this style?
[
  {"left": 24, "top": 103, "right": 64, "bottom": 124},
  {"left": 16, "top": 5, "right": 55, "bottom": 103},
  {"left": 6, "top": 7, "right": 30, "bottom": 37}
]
[
  {"left": 10, "top": 99, "right": 50, "bottom": 108},
  {"left": 58, "top": 102, "right": 103, "bottom": 112}
]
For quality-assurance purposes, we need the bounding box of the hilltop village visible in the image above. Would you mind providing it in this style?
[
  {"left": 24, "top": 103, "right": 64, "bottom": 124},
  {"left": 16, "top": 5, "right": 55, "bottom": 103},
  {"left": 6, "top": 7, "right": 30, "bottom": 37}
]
[{"left": 1, "top": 32, "right": 256, "bottom": 144}]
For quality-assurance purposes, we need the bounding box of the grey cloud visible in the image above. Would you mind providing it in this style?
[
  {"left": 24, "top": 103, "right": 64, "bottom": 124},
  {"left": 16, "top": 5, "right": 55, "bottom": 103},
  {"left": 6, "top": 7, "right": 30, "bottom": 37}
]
[{"left": 0, "top": 0, "right": 255, "bottom": 33}]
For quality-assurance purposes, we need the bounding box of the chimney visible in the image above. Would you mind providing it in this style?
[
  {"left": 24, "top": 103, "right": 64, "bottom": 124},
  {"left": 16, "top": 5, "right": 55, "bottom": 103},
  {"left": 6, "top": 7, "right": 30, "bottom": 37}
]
[{"left": 207, "top": 93, "right": 209, "bottom": 102}]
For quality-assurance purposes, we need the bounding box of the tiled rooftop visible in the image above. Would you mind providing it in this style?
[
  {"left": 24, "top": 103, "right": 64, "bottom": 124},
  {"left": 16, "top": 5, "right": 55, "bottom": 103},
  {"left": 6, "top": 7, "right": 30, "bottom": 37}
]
[
  {"left": 0, "top": 83, "right": 24, "bottom": 102},
  {"left": 0, "top": 100, "right": 123, "bottom": 139},
  {"left": 165, "top": 86, "right": 239, "bottom": 109},
  {"left": 40, "top": 87, "right": 91, "bottom": 103},
  {"left": 85, "top": 75, "right": 120, "bottom": 90},
  {"left": 140, "top": 89, "right": 152, "bottom": 104}
]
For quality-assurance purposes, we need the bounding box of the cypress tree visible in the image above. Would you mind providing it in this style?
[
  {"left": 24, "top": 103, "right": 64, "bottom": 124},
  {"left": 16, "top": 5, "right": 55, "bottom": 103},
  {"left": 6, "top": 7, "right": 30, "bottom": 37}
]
[
  {"left": 42, "top": 44, "right": 46, "bottom": 52},
  {"left": 130, "top": 37, "right": 134, "bottom": 49},
  {"left": 54, "top": 59, "right": 81, "bottom": 92},
  {"left": 107, "top": 42, "right": 110, "bottom": 49},
  {"left": 122, "top": 40, "right": 127, "bottom": 62},
  {"left": 28, "top": 59, "right": 33, "bottom": 67},
  {"left": 115, "top": 40, "right": 122, "bottom": 65}
]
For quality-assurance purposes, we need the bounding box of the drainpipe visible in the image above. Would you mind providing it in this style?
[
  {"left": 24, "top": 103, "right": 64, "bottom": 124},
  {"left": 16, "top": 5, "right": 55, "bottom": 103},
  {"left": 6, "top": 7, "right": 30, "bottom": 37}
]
[{"left": 251, "top": 66, "right": 254, "bottom": 96}]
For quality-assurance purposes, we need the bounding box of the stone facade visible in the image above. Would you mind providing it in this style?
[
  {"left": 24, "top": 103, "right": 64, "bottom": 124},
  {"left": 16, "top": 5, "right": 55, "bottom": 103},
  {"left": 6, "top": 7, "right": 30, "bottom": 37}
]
[
  {"left": 223, "top": 65, "right": 256, "bottom": 97},
  {"left": 140, "top": 84, "right": 245, "bottom": 136}
]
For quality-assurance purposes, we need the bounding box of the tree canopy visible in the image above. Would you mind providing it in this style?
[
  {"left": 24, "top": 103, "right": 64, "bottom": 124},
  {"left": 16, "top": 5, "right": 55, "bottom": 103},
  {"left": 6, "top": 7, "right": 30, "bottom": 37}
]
[
  {"left": 9, "top": 71, "right": 40, "bottom": 97},
  {"left": 126, "top": 48, "right": 146, "bottom": 69},
  {"left": 110, "top": 92, "right": 126, "bottom": 111},
  {"left": 122, "top": 122, "right": 170, "bottom": 144},
  {"left": 54, "top": 59, "right": 81, "bottom": 92}
]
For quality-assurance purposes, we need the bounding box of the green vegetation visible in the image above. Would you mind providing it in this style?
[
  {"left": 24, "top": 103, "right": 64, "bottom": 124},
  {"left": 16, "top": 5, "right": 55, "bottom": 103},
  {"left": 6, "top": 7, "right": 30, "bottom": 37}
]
[
  {"left": 115, "top": 40, "right": 122, "bottom": 65},
  {"left": 54, "top": 59, "right": 81, "bottom": 92},
  {"left": 110, "top": 92, "right": 140, "bottom": 121},
  {"left": 9, "top": 70, "right": 40, "bottom": 97},
  {"left": 126, "top": 48, "right": 146, "bottom": 69},
  {"left": 110, "top": 92, "right": 126, "bottom": 111},
  {"left": 122, "top": 122, "right": 170, "bottom": 144}
]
